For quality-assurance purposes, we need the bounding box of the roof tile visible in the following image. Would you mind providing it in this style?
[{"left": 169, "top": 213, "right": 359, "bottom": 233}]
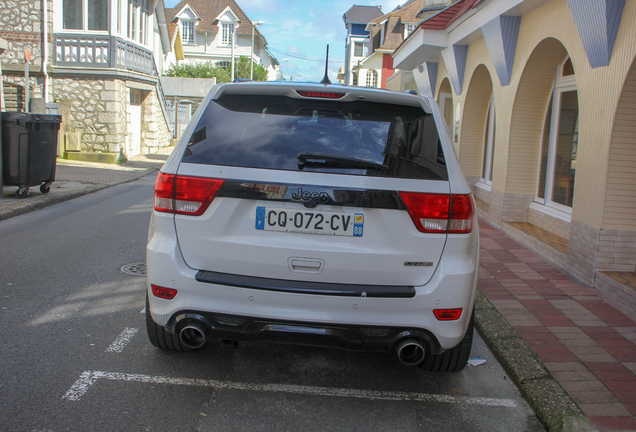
[{"left": 166, "top": 0, "right": 263, "bottom": 36}]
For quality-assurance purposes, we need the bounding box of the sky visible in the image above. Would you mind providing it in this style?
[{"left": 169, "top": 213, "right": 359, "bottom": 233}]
[{"left": 164, "top": 0, "right": 406, "bottom": 82}]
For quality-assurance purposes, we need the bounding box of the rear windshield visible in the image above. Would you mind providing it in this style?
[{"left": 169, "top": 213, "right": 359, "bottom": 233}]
[{"left": 181, "top": 94, "right": 448, "bottom": 181}]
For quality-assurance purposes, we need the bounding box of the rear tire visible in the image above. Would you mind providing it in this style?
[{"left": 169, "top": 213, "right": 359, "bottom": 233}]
[
  {"left": 145, "top": 295, "right": 191, "bottom": 352},
  {"left": 419, "top": 308, "right": 474, "bottom": 372}
]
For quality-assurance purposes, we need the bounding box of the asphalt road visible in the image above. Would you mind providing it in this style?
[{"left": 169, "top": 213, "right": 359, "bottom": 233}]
[{"left": 0, "top": 174, "right": 544, "bottom": 432}]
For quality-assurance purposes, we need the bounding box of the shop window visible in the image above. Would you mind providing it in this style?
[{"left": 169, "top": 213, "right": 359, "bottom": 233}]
[
  {"left": 438, "top": 93, "right": 453, "bottom": 135},
  {"left": 537, "top": 57, "right": 578, "bottom": 210}
]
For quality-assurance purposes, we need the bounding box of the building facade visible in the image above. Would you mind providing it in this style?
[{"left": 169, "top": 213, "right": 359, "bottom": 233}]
[
  {"left": 359, "top": 0, "right": 450, "bottom": 89},
  {"left": 164, "top": 0, "right": 278, "bottom": 81},
  {"left": 342, "top": 5, "right": 383, "bottom": 86},
  {"left": 392, "top": 0, "right": 636, "bottom": 315},
  {"left": 0, "top": 0, "right": 173, "bottom": 159}
]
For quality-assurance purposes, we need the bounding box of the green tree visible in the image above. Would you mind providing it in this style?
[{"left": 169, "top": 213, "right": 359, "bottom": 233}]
[
  {"left": 163, "top": 57, "right": 268, "bottom": 82},
  {"left": 234, "top": 56, "right": 269, "bottom": 81}
]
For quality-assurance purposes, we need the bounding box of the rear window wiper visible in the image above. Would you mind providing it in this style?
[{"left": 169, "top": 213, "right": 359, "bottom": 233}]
[{"left": 297, "top": 152, "right": 388, "bottom": 171}]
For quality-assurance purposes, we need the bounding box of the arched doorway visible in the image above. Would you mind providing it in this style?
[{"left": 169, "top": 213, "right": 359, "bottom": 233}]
[
  {"left": 505, "top": 38, "right": 571, "bottom": 220},
  {"left": 537, "top": 57, "right": 578, "bottom": 210},
  {"left": 603, "top": 56, "right": 636, "bottom": 232},
  {"left": 458, "top": 65, "right": 494, "bottom": 185},
  {"left": 436, "top": 78, "right": 453, "bottom": 136}
]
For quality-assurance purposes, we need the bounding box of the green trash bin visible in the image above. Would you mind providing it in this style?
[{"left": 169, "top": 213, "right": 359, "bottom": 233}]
[{"left": 1, "top": 112, "right": 62, "bottom": 198}]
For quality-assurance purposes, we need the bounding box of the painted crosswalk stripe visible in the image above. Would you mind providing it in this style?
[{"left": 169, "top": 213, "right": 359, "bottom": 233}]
[
  {"left": 105, "top": 328, "right": 139, "bottom": 353},
  {"left": 62, "top": 370, "right": 518, "bottom": 408}
]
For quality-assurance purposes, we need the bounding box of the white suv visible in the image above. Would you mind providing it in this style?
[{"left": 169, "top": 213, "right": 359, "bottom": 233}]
[{"left": 146, "top": 82, "right": 478, "bottom": 371}]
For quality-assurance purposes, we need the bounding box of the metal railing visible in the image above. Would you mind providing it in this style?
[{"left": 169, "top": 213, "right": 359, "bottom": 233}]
[{"left": 54, "top": 34, "right": 171, "bottom": 127}]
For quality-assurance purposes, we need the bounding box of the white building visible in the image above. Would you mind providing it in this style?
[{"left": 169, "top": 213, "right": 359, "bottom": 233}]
[
  {"left": 164, "top": 0, "right": 278, "bottom": 81},
  {"left": 342, "top": 5, "right": 383, "bottom": 85}
]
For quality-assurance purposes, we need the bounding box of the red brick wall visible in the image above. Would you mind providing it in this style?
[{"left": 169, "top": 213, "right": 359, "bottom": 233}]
[{"left": 382, "top": 54, "right": 394, "bottom": 89}]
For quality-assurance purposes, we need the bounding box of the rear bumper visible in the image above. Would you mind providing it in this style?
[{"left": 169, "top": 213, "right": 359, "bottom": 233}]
[
  {"left": 146, "top": 212, "right": 479, "bottom": 351},
  {"left": 165, "top": 311, "right": 442, "bottom": 353}
]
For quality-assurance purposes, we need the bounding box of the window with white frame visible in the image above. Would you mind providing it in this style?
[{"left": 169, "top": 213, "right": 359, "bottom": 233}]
[
  {"left": 537, "top": 57, "right": 578, "bottom": 210},
  {"left": 114, "top": 0, "right": 151, "bottom": 44},
  {"left": 438, "top": 93, "right": 453, "bottom": 134},
  {"left": 182, "top": 20, "right": 195, "bottom": 44},
  {"left": 480, "top": 92, "right": 496, "bottom": 186},
  {"left": 365, "top": 70, "right": 378, "bottom": 87},
  {"left": 222, "top": 23, "right": 234, "bottom": 45},
  {"left": 354, "top": 42, "right": 363, "bottom": 57},
  {"left": 216, "top": 61, "right": 230, "bottom": 69},
  {"left": 404, "top": 24, "right": 416, "bottom": 38},
  {"left": 63, "top": 0, "right": 108, "bottom": 31}
]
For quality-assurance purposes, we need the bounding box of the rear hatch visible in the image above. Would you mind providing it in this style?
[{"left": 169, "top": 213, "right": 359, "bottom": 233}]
[{"left": 162, "top": 85, "right": 466, "bottom": 290}]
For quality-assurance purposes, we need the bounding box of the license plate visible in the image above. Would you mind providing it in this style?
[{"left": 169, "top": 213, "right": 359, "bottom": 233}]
[{"left": 255, "top": 206, "right": 364, "bottom": 237}]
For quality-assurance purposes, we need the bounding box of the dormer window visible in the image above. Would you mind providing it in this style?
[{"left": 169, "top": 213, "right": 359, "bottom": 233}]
[
  {"left": 404, "top": 24, "right": 416, "bottom": 38},
  {"left": 182, "top": 21, "right": 195, "bottom": 44},
  {"left": 222, "top": 23, "right": 234, "bottom": 45}
]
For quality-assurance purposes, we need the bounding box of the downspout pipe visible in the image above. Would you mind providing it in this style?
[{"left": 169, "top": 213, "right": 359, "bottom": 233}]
[
  {"left": 156, "top": 0, "right": 171, "bottom": 55},
  {"left": 42, "top": 0, "right": 49, "bottom": 103}
]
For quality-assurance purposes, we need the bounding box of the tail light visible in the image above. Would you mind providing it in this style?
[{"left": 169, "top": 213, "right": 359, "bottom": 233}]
[
  {"left": 434, "top": 308, "right": 463, "bottom": 320},
  {"left": 154, "top": 172, "right": 224, "bottom": 216},
  {"left": 398, "top": 192, "right": 474, "bottom": 234}
]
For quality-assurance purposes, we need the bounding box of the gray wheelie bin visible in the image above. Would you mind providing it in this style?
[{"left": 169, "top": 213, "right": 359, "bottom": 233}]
[{"left": 1, "top": 112, "right": 62, "bottom": 198}]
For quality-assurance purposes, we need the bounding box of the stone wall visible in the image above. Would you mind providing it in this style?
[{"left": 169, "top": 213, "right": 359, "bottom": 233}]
[
  {"left": 596, "top": 229, "right": 636, "bottom": 273},
  {"left": 566, "top": 220, "right": 600, "bottom": 286},
  {"left": 0, "top": 0, "right": 43, "bottom": 67},
  {"left": 141, "top": 89, "right": 172, "bottom": 153},
  {"left": 528, "top": 206, "right": 571, "bottom": 239},
  {"left": 502, "top": 193, "right": 534, "bottom": 222},
  {"left": 52, "top": 78, "right": 127, "bottom": 153},
  {"left": 473, "top": 184, "right": 503, "bottom": 228}
]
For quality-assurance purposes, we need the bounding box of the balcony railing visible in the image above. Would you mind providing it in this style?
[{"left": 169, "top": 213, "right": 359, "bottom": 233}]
[{"left": 54, "top": 34, "right": 171, "bottom": 127}]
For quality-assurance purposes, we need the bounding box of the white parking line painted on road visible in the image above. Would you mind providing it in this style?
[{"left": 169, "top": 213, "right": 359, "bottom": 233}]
[
  {"left": 62, "top": 370, "right": 518, "bottom": 408},
  {"left": 105, "top": 328, "right": 139, "bottom": 353}
]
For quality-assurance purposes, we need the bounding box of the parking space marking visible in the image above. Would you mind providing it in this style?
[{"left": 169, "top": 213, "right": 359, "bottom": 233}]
[
  {"left": 63, "top": 370, "right": 518, "bottom": 408},
  {"left": 105, "top": 328, "right": 139, "bottom": 353}
]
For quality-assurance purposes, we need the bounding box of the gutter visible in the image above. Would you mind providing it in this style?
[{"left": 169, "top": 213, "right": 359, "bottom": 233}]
[
  {"left": 155, "top": 0, "right": 171, "bottom": 55},
  {"left": 42, "top": 0, "right": 49, "bottom": 103}
]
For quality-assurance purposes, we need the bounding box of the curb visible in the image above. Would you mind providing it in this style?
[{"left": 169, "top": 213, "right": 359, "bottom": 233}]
[
  {"left": 0, "top": 167, "right": 159, "bottom": 222},
  {"left": 474, "top": 291, "right": 598, "bottom": 432}
]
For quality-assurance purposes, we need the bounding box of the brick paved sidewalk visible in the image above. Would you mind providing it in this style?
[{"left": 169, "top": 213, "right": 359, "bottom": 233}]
[{"left": 479, "top": 220, "right": 636, "bottom": 432}]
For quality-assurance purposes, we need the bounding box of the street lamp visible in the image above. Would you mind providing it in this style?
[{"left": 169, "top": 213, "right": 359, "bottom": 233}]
[
  {"left": 251, "top": 21, "right": 264, "bottom": 80},
  {"left": 281, "top": 58, "right": 289, "bottom": 80}
]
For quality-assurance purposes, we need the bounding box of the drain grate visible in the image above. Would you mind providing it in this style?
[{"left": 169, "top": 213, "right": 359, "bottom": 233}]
[{"left": 121, "top": 262, "right": 147, "bottom": 276}]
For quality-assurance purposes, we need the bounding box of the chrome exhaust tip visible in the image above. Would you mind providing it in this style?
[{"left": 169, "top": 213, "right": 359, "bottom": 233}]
[
  {"left": 179, "top": 324, "right": 207, "bottom": 350},
  {"left": 396, "top": 339, "right": 426, "bottom": 366}
]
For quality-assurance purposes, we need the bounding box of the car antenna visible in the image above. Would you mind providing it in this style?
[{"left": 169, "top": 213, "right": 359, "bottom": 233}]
[{"left": 320, "top": 44, "right": 331, "bottom": 85}]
